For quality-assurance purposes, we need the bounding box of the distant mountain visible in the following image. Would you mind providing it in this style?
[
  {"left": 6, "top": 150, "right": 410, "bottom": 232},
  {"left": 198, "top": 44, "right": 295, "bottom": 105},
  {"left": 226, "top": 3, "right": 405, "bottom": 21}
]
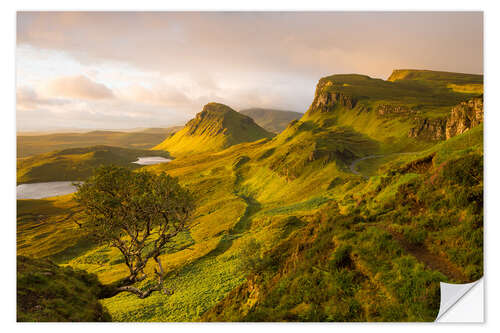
[
  {"left": 136, "top": 127, "right": 183, "bottom": 135},
  {"left": 17, "top": 127, "right": 181, "bottom": 157},
  {"left": 153, "top": 103, "right": 274, "bottom": 156},
  {"left": 239, "top": 108, "right": 303, "bottom": 133}
]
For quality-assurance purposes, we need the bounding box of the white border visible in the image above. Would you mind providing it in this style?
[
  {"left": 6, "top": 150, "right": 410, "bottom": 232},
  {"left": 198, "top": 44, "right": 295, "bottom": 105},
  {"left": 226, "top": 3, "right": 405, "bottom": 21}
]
[{"left": 2, "top": 1, "right": 498, "bottom": 332}]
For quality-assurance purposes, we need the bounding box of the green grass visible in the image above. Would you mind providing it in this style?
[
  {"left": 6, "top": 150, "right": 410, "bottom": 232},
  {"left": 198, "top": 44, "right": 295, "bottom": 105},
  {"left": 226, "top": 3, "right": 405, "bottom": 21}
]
[
  {"left": 17, "top": 256, "right": 111, "bottom": 322},
  {"left": 101, "top": 251, "right": 246, "bottom": 321},
  {"left": 17, "top": 69, "right": 483, "bottom": 322},
  {"left": 17, "top": 195, "right": 94, "bottom": 263}
]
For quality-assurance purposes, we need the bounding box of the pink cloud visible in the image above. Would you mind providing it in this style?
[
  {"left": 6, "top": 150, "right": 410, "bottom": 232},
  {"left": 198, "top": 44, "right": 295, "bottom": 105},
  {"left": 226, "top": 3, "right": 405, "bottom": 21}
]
[{"left": 41, "top": 75, "right": 114, "bottom": 100}]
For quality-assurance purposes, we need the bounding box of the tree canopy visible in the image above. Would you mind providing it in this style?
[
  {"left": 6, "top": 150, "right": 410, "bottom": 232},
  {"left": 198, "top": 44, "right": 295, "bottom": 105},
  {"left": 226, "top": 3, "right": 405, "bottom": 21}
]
[{"left": 74, "top": 165, "right": 194, "bottom": 298}]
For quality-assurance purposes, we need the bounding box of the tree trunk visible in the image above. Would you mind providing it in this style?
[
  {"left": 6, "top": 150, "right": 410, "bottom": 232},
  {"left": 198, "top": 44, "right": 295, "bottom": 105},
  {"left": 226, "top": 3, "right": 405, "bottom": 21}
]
[{"left": 97, "top": 257, "right": 170, "bottom": 299}]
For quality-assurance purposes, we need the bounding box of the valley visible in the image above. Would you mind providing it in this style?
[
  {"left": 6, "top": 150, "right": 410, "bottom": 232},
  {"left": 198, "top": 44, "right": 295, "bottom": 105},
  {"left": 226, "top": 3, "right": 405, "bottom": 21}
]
[{"left": 17, "top": 69, "right": 483, "bottom": 322}]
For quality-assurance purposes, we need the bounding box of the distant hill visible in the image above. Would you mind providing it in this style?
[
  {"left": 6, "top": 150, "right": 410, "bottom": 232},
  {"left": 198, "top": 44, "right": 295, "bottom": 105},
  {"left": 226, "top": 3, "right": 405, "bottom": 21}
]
[
  {"left": 17, "top": 145, "right": 170, "bottom": 184},
  {"left": 17, "top": 127, "right": 182, "bottom": 158},
  {"left": 239, "top": 108, "right": 303, "bottom": 133},
  {"left": 136, "top": 127, "right": 182, "bottom": 135},
  {"left": 153, "top": 103, "right": 274, "bottom": 156}
]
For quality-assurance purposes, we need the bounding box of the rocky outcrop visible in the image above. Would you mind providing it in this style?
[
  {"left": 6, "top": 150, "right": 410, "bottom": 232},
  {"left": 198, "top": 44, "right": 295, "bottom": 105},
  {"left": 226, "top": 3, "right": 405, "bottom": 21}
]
[
  {"left": 313, "top": 91, "right": 357, "bottom": 112},
  {"left": 408, "top": 118, "right": 447, "bottom": 141},
  {"left": 309, "top": 82, "right": 357, "bottom": 114},
  {"left": 408, "top": 97, "right": 483, "bottom": 141},
  {"left": 377, "top": 104, "right": 419, "bottom": 116},
  {"left": 445, "top": 97, "right": 483, "bottom": 139}
]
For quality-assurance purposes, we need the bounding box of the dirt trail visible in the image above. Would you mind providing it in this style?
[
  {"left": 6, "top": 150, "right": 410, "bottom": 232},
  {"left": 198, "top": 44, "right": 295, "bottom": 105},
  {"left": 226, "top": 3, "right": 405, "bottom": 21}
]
[
  {"left": 382, "top": 226, "right": 468, "bottom": 283},
  {"left": 208, "top": 170, "right": 262, "bottom": 257}
]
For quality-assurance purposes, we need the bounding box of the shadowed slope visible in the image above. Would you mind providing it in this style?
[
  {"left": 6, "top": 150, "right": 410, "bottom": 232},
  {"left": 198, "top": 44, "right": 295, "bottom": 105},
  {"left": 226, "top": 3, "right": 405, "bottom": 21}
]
[{"left": 17, "top": 256, "right": 111, "bottom": 322}]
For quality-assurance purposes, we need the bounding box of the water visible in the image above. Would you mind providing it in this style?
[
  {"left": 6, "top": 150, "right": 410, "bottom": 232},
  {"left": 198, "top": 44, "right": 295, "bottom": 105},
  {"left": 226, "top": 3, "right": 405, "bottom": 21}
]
[
  {"left": 17, "top": 181, "right": 81, "bottom": 199},
  {"left": 16, "top": 157, "right": 171, "bottom": 200},
  {"left": 132, "top": 156, "right": 172, "bottom": 165}
]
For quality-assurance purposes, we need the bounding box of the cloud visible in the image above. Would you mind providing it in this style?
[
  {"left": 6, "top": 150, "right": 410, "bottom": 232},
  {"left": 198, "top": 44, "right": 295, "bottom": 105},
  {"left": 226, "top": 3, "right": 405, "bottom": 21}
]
[
  {"left": 41, "top": 75, "right": 114, "bottom": 100},
  {"left": 15, "top": 12, "right": 483, "bottom": 131},
  {"left": 118, "top": 83, "right": 192, "bottom": 108},
  {"left": 16, "top": 86, "right": 70, "bottom": 110},
  {"left": 16, "top": 91, "right": 190, "bottom": 132},
  {"left": 17, "top": 12, "right": 483, "bottom": 79}
]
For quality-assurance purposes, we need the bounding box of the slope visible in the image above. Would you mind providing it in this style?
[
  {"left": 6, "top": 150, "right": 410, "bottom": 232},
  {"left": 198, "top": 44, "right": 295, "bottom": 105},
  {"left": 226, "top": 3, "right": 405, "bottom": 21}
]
[
  {"left": 17, "top": 69, "right": 483, "bottom": 322},
  {"left": 17, "top": 256, "right": 111, "bottom": 322},
  {"left": 153, "top": 103, "right": 274, "bottom": 156}
]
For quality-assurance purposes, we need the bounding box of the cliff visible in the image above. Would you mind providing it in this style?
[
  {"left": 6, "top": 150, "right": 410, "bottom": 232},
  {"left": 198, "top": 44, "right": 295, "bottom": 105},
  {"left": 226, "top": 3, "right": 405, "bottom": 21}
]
[
  {"left": 446, "top": 97, "right": 483, "bottom": 139},
  {"left": 408, "top": 96, "right": 483, "bottom": 141}
]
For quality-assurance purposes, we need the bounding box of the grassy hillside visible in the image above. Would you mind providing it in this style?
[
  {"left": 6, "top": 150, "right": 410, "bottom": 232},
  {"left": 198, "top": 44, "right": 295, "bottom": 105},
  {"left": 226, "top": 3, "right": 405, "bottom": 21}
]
[
  {"left": 17, "top": 256, "right": 111, "bottom": 322},
  {"left": 202, "top": 125, "right": 483, "bottom": 322},
  {"left": 17, "top": 145, "right": 170, "bottom": 184},
  {"left": 239, "top": 108, "right": 303, "bottom": 133},
  {"left": 153, "top": 103, "right": 274, "bottom": 156},
  {"left": 17, "top": 70, "right": 483, "bottom": 322},
  {"left": 387, "top": 69, "right": 483, "bottom": 83},
  {"left": 17, "top": 127, "right": 181, "bottom": 157}
]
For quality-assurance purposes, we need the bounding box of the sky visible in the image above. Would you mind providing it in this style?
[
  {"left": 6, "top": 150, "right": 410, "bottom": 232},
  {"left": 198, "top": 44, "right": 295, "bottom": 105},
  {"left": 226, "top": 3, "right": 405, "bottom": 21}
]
[{"left": 16, "top": 11, "right": 483, "bottom": 132}]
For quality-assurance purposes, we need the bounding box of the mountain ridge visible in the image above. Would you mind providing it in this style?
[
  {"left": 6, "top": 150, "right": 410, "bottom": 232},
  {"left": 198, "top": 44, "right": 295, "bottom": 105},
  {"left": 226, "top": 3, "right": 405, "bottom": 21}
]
[{"left": 153, "top": 103, "right": 274, "bottom": 156}]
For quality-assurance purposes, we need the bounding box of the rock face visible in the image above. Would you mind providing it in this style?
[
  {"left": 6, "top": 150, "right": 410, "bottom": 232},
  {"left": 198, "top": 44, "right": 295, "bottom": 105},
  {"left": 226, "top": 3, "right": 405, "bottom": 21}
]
[
  {"left": 377, "top": 104, "right": 419, "bottom": 116},
  {"left": 312, "top": 91, "right": 357, "bottom": 112},
  {"left": 308, "top": 80, "right": 357, "bottom": 114},
  {"left": 408, "top": 118, "right": 447, "bottom": 141},
  {"left": 408, "top": 97, "right": 483, "bottom": 141},
  {"left": 445, "top": 97, "right": 483, "bottom": 139}
]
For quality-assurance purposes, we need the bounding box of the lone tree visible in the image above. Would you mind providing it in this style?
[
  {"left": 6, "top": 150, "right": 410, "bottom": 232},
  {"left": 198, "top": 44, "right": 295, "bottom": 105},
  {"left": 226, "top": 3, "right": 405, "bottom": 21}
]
[{"left": 74, "top": 165, "right": 194, "bottom": 299}]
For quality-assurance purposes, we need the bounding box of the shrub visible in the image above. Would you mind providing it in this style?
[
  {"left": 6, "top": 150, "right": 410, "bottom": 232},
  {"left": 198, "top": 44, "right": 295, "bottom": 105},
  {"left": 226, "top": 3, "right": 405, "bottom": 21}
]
[
  {"left": 440, "top": 154, "right": 483, "bottom": 187},
  {"left": 329, "top": 245, "right": 353, "bottom": 269},
  {"left": 403, "top": 227, "right": 428, "bottom": 245}
]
